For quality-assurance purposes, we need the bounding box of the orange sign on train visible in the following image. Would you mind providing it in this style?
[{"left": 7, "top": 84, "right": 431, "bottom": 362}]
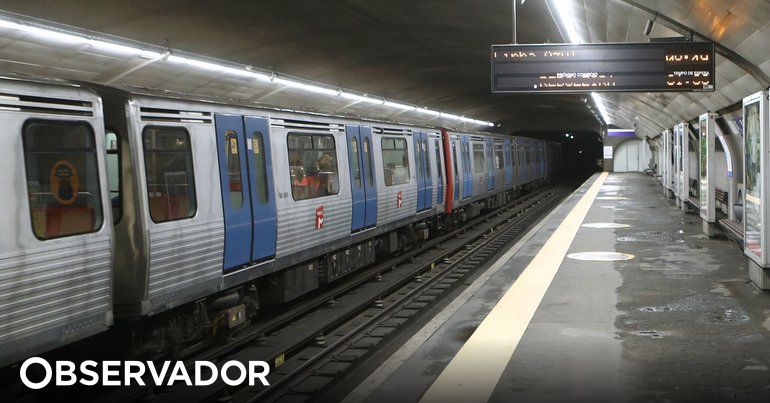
[{"left": 50, "top": 160, "right": 79, "bottom": 205}]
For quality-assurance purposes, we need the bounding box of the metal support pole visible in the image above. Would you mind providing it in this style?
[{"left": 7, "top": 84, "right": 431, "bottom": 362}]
[{"left": 512, "top": 0, "right": 517, "bottom": 44}]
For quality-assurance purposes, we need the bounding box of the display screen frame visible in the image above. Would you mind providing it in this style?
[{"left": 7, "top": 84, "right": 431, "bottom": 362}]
[
  {"left": 491, "top": 41, "right": 716, "bottom": 94},
  {"left": 699, "top": 116, "right": 708, "bottom": 219},
  {"left": 743, "top": 93, "right": 764, "bottom": 263}
]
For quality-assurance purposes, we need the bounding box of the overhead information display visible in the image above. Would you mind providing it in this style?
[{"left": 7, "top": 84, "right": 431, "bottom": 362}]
[{"left": 491, "top": 42, "right": 715, "bottom": 93}]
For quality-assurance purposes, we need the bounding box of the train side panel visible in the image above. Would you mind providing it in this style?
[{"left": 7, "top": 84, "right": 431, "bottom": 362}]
[
  {"left": 273, "top": 119, "right": 352, "bottom": 260},
  {"left": 117, "top": 97, "right": 225, "bottom": 316},
  {"left": 373, "top": 127, "right": 418, "bottom": 228},
  {"left": 427, "top": 131, "right": 445, "bottom": 214},
  {"left": 469, "top": 136, "right": 487, "bottom": 201},
  {"left": 0, "top": 79, "right": 113, "bottom": 366},
  {"left": 493, "top": 138, "right": 505, "bottom": 191}
]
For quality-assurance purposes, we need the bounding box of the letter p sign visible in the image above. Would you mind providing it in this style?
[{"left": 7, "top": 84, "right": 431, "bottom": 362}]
[{"left": 315, "top": 206, "right": 324, "bottom": 229}]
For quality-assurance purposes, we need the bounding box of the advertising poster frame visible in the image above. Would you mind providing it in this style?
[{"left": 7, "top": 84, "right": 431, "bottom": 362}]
[
  {"left": 678, "top": 122, "right": 690, "bottom": 204},
  {"left": 743, "top": 91, "right": 768, "bottom": 266},
  {"left": 699, "top": 112, "right": 717, "bottom": 223},
  {"left": 674, "top": 124, "right": 683, "bottom": 201}
]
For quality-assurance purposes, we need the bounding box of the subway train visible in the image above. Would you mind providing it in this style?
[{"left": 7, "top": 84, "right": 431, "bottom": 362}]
[{"left": 0, "top": 75, "right": 561, "bottom": 366}]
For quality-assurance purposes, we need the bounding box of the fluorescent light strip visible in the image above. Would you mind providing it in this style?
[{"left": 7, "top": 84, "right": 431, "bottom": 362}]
[
  {"left": 339, "top": 92, "right": 381, "bottom": 104},
  {"left": 553, "top": 0, "right": 584, "bottom": 44},
  {"left": 0, "top": 19, "right": 161, "bottom": 58},
  {"left": 591, "top": 92, "right": 611, "bottom": 124},
  {"left": 168, "top": 55, "right": 271, "bottom": 80},
  {"left": 419, "top": 108, "right": 441, "bottom": 116},
  {"left": 0, "top": 17, "right": 494, "bottom": 127},
  {"left": 383, "top": 100, "right": 417, "bottom": 111},
  {"left": 552, "top": 0, "right": 611, "bottom": 125},
  {"left": 271, "top": 77, "right": 339, "bottom": 96}
]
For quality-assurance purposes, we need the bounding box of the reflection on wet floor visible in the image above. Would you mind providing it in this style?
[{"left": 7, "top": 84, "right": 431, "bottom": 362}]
[
  {"left": 582, "top": 223, "right": 631, "bottom": 228},
  {"left": 567, "top": 251, "right": 635, "bottom": 261}
]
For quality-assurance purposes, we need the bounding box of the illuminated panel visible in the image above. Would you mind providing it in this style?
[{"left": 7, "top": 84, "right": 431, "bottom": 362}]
[{"left": 491, "top": 42, "right": 715, "bottom": 93}]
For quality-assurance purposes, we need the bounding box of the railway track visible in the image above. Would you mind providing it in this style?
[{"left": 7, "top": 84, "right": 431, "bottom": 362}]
[
  {"left": 236, "top": 186, "right": 566, "bottom": 403},
  {"left": 95, "top": 184, "right": 567, "bottom": 403}
]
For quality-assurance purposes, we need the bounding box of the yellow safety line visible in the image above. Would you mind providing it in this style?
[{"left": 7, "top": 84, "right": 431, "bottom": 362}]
[{"left": 419, "top": 172, "right": 608, "bottom": 403}]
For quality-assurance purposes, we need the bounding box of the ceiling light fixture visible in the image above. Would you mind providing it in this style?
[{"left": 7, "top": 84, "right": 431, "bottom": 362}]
[
  {"left": 552, "top": 0, "right": 611, "bottom": 126},
  {"left": 0, "top": 18, "right": 161, "bottom": 59},
  {"left": 591, "top": 92, "right": 611, "bottom": 125},
  {"left": 167, "top": 55, "right": 271, "bottom": 81},
  {"left": 643, "top": 19, "right": 654, "bottom": 37}
]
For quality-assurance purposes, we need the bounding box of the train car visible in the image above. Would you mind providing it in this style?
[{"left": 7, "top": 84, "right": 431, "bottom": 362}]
[
  {"left": 100, "top": 90, "right": 457, "bottom": 315},
  {"left": 514, "top": 136, "right": 546, "bottom": 188},
  {"left": 545, "top": 141, "right": 563, "bottom": 180},
  {"left": 104, "top": 91, "right": 483, "bottom": 305},
  {"left": 0, "top": 78, "right": 114, "bottom": 366},
  {"left": 441, "top": 129, "right": 523, "bottom": 219},
  {"left": 0, "top": 74, "right": 561, "bottom": 367}
]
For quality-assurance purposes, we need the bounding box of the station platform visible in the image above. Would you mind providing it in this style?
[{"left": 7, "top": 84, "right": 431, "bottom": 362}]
[{"left": 342, "top": 172, "right": 770, "bottom": 403}]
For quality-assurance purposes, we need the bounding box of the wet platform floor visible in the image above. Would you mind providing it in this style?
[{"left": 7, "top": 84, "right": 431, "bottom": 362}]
[{"left": 343, "top": 173, "right": 770, "bottom": 403}]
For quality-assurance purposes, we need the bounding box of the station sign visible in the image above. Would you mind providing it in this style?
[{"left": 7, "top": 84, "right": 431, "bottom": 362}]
[
  {"left": 491, "top": 41, "right": 715, "bottom": 93},
  {"left": 607, "top": 129, "right": 635, "bottom": 137},
  {"left": 602, "top": 146, "right": 613, "bottom": 159}
]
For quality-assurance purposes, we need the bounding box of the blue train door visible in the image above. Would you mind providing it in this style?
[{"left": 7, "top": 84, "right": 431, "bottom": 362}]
[
  {"left": 414, "top": 131, "right": 429, "bottom": 212},
  {"left": 244, "top": 116, "right": 277, "bottom": 261},
  {"left": 523, "top": 142, "right": 531, "bottom": 182},
  {"left": 512, "top": 139, "right": 519, "bottom": 187},
  {"left": 347, "top": 125, "right": 366, "bottom": 231},
  {"left": 421, "top": 132, "right": 433, "bottom": 210},
  {"left": 434, "top": 137, "right": 444, "bottom": 204},
  {"left": 360, "top": 127, "right": 377, "bottom": 228},
  {"left": 504, "top": 138, "right": 513, "bottom": 186},
  {"left": 486, "top": 138, "right": 495, "bottom": 191},
  {"left": 347, "top": 125, "right": 378, "bottom": 231},
  {"left": 215, "top": 114, "right": 253, "bottom": 270},
  {"left": 461, "top": 136, "right": 472, "bottom": 199},
  {"left": 452, "top": 140, "right": 460, "bottom": 201}
]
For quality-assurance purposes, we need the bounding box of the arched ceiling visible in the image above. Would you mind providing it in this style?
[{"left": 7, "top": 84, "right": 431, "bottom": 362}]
[
  {"left": 0, "top": 0, "right": 766, "bottom": 138},
  {"left": 0, "top": 0, "right": 601, "bottom": 133},
  {"left": 567, "top": 0, "right": 770, "bottom": 137}
]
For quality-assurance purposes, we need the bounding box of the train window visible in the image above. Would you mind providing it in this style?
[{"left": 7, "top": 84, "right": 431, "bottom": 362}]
[
  {"left": 472, "top": 143, "right": 485, "bottom": 173},
  {"left": 423, "top": 140, "right": 431, "bottom": 177},
  {"left": 224, "top": 131, "right": 244, "bottom": 208},
  {"left": 462, "top": 143, "right": 470, "bottom": 174},
  {"left": 434, "top": 140, "right": 443, "bottom": 181},
  {"left": 350, "top": 136, "right": 361, "bottom": 188},
  {"left": 414, "top": 140, "right": 423, "bottom": 181},
  {"left": 252, "top": 132, "right": 269, "bottom": 204},
  {"left": 105, "top": 128, "right": 122, "bottom": 223},
  {"left": 142, "top": 126, "right": 197, "bottom": 223},
  {"left": 495, "top": 143, "right": 504, "bottom": 170},
  {"left": 452, "top": 142, "right": 460, "bottom": 197},
  {"left": 288, "top": 133, "right": 340, "bottom": 200},
  {"left": 363, "top": 137, "right": 373, "bottom": 185},
  {"left": 23, "top": 120, "right": 103, "bottom": 239},
  {"left": 382, "top": 137, "right": 410, "bottom": 186}
]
